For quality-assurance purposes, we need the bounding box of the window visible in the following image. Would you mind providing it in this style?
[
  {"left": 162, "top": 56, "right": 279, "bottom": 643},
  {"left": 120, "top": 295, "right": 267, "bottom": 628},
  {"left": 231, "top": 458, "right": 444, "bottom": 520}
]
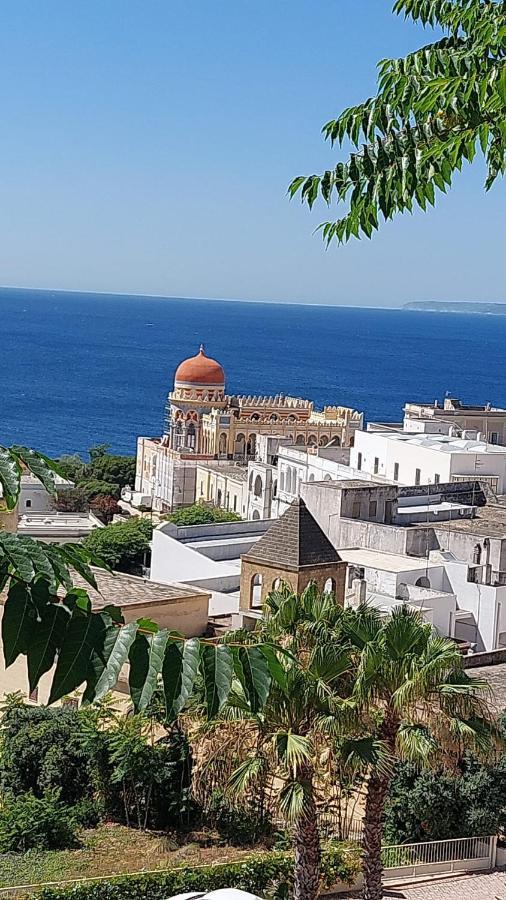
[
  {"left": 369, "top": 500, "right": 377, "bottom": 518},
  {"left": 352, "top": 501, "right": 361, "bottom": 519},
  {"left": 434, "top": 473, "right": 440, "bottom": 485},
  {"left": 491, "top": 432, "right": 499, "bottom": 445},
  {"left": 357, "top": 452, "right": 362, "bottom": 471},
  {"left": 373, "top": 457, "right": 379, "bottom": 474},
  {"left": 415, "top": 468, "right": 421, "bottom": 486},
  {"left": 233, "top": 496, "right": 237, "bottom": 512},
  {"left": 25, "top": 499, "right": 32, "bottom": 508},
  {"left": 393, "top": 462, "right": 399, "bottom": 482}
]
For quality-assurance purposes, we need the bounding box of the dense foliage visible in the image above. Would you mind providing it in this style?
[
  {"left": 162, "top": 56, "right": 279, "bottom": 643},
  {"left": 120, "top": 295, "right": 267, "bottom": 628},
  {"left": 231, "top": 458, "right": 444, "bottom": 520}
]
[
  {"left": 385, "top": 756, "right": 506, "bottom": 843},
  {"left": 82, "top": 518, "right": 153, "bottom": 572},
  {"left": 0, "top": 698, "right": 195, "bottom": 849},
  {"left": 53, "top": 448, "right": 134, "bottom": 513},
  {"left": 290, "top": 0, "right": 506, "bottom": 243},
  {"left": 166, "top": 504, "right": 241, "bottom": 526},
  {"left": 38, "top": 844, "right": 360, "bottom": 900},
  {"left": 0, "top": 701, "right": 93, "bottom": 806},
  {"left": 0, "top": 793, "right": 79, "bottom": 853}
]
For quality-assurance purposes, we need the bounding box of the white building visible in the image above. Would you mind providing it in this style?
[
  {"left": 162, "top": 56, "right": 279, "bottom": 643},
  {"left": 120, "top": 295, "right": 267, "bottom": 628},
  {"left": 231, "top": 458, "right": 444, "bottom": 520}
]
[
  {"left": 350, "top": 430, "right": 506, "bottom": 495},
  {"left": 20, "top": 473, "right": 75, "bottom": 513},
  {"left": 17, "top": 511, "right": 104, "bottom": 543},
  {"left": 150, "top": 518, "right": 270, "bottom": 618}
]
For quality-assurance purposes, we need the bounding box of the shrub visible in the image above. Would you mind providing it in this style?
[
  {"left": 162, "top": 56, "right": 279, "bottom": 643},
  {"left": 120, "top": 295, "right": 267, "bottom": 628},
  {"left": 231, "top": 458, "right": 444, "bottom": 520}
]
[
  {"left": 207, "top": 789, "right": 272, "bottom": 846},
  {"left": 0, "top": 793, "right": 79, "bottom": 852},
  {"left": 0, "top": 700, "right": 93, "bottom": 806},
  {"left": 166, "top": 504, "right": 241, "bottom": 526},
  {"left": 38, "top": 844, "right": 360, "bottom": 900},
  {"left": 88, "top": 455, "right": 136, "bottom": 490},
  {"left": 384, "top": 757, "right": 506, "bottom": 844},
  {"left": 79, "top": 480, "right": 121, "bottom": 501},
  {"left": 83, "top": 518, "right": 152, "bottom": 573}
]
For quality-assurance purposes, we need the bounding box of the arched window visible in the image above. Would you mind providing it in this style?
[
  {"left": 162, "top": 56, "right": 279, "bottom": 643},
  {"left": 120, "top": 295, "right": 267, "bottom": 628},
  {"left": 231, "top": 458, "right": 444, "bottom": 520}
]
[
  {"left": 295, "top": 434, "right": 305, "bottom": 445},
  {"left": 251, "top": 413, "right": 260, "bottom": 422},
  {"left": 324, "top": 577, "right": 336, "bottom": 595},
  {"left": 272, "top": 577, "right": 282, "bottom": 590},
  {"left": 236, "top": 433, "right": 246, "bottom": 457},
  {"left": 270, "top": 414, "right": 278, "bottom": 422},
  {"left": 280, "top": 470, "right": 285, "bottom": 492},
  {"left": 249, "top": 471, "right": 254, "bottom": 491},
  {"left": 217, "top": 489, "right": 222, "bottom": 506},
  {"left": 247, "top": 434, "right": 257, "bottom": 458},
  {"left": 252, "top": 510, "right": 260, "bottom": 521},
  {"left": 324, "top": 473, "right": 332, "bottom": 482},
  {"left": 254, "top": 474, "right": 263, "bottom": 497},
  {"left": 308, "top": 434, "right": 317, "bottom": 447},
  {"left": 308, "top": 473, "right": 315, "bottom": 482},
  {"left": 319, "top": 434, "right": 330, "bottom": 446},
  {"left": 288, "top": 415, "right": 296, "bottom": 423},
  {"left": 273, "top": 479, "right": 278, "bottom": 498},
  {"left": 415, "top": 576, "right": 431, "bottom": 588},
  {"left": 187, "top": 422, "right": 196, "bottom": 449},
  {"left": 219, "top": 432, "right": 227, "bottom": 456},
  {"left": 251, "top": 573, "right": 263, "bottom": 607}
]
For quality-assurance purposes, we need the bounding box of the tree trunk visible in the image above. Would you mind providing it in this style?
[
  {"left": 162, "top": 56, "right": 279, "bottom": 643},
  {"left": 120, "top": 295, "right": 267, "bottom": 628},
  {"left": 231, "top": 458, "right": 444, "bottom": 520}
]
[
  {"left": 293, "top": 768, "right": 321, "bottom": 900},
  {"left": 361, "top": 769, "right": 391, "bottom": 900},
  {"left": 361, "top": 714, "right": 398, "bottom": 900}
]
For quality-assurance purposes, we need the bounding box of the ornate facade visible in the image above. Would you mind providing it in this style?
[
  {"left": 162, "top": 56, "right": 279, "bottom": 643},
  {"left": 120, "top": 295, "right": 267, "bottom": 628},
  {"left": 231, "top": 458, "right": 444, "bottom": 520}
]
[
  {"left": 134, "top": 346, "right": 363, "bottom": 512},
  {"left": 166, "top": 345, "right": 362, "bottom": 458}
]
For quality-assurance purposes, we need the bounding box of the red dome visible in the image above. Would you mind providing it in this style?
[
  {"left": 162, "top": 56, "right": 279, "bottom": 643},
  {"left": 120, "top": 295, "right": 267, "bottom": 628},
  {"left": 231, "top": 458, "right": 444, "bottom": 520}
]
[{"left": 174, "top": 345, "right": 225, "bottom": 387}]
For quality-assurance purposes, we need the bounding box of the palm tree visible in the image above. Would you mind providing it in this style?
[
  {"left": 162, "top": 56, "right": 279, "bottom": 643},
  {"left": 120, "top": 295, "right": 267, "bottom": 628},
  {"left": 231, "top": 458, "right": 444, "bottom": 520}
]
[
  {"left": 198, "top": 582, "right": 355, "bottom": 900},
  {"left": 340, "top": 604, "right": 496, "bottom": 900}
]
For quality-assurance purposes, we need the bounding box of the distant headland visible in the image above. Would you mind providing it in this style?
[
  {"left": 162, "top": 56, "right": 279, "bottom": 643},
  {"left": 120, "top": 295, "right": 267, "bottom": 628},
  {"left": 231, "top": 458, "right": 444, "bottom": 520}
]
[{"left": 404, "top": 300, "right": 506, "bottom": 315}]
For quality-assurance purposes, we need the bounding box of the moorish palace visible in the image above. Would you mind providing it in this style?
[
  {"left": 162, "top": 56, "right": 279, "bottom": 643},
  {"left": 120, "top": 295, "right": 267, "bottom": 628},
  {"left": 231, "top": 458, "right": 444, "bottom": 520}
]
[{"left": 133, "top": 346, "right": 363, "bottom": 512}]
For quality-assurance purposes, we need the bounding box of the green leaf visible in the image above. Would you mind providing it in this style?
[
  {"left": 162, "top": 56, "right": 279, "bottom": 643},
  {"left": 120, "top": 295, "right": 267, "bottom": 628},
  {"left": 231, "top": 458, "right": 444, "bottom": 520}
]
[
  {"left": 27, "top": 603, "right": 70, "bottom": 692},
  {"left": 236, "top": 646, "right": 271, "bottom": 712},
  {"left": 0, "top": 448, "right": 22, "bottom": 509},
  {"left": 2, "top": 581, "right": 34, "bottom": 667},
  {"left": 163, "top": 637, "right": 200, "bottom": 721},
  {"left": 128, "top": 628, "right": 169, "bottom": 712},
  {"left": 48, "top": 611, "right": 107, "bottom": 704},
  {"left": 0, "top": 533, "right": 36, "bottom": 582},
  {"left": 10, "top": 446, "right": 59, "bottom": 497},
  {"left": 200, "top": 643, "right": 233, "bottom": 718},
  {"left": 259, "top": 644, "right": 288, "bottom": 693},
  {"left": 84, "top": 621, "right": 139, "bottom": 703}
]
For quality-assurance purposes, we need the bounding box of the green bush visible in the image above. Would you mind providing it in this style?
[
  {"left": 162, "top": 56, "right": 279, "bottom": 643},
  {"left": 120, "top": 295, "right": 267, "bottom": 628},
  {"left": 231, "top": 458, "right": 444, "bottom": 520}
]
[
  {"left": 207, "top": 789, "right": 272, "bottom": 846},
  {"left": 385, "top": 757, "right": 506, "bottom": 844},
  {"left": 0, "top": 793, "right": 79, "bottom": 852},
  {"left": 79, "top": 480, "right": 121, "bottom": 501},
  {"left": 38, "top": 845, "right": 360, "bottom": 900},
  {"left": 83, "top": 518, "right": 152, "bottom": 573},
  {"left": 166, "top": 504, "right": 241, "bottom": 526},
  {"left": 0, "top": 700, "right": 93, "bottom": 806}
]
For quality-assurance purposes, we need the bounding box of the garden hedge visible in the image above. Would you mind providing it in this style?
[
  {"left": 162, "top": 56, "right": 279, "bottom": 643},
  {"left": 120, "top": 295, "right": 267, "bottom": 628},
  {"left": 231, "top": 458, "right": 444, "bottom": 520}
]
[{"left": 38, "top": 845, "right": 360, "bottom": 900}]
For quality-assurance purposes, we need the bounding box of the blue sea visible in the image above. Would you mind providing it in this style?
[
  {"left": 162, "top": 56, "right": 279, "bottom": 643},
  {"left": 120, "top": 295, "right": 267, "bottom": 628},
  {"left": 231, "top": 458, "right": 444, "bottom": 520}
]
[{"left": 1, "top": 287, "right": 505, "bottom": 457}]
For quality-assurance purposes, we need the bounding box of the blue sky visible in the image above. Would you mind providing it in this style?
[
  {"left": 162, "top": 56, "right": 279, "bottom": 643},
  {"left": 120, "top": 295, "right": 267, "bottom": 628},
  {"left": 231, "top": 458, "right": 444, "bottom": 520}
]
[{"left": 0, "top": 1, "right": 503, "bottom": 306}]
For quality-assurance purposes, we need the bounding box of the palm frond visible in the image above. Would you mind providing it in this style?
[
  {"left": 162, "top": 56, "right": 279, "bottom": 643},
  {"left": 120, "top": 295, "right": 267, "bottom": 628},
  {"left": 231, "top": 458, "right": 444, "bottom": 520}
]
[
  {"left": 341, "top": 736, "right": 394, "bottom": 779},
  {"left": 227, "top": 755, "right": 266, "bottom": 798},
  {"left": 396, "top": 722, "right": 438, "bottom": 763},
  {"left": 278, "top": 779, "right": 313, "bottom": 823},
  {"left": 274, "top": 730, "right": 312, "bottom": 773}
]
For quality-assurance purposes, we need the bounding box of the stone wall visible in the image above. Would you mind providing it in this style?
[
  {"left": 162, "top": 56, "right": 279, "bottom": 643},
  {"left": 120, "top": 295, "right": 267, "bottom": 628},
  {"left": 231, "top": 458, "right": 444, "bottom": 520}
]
[{"left": 239, "top": 558, "right": 347, "bottom": 611}]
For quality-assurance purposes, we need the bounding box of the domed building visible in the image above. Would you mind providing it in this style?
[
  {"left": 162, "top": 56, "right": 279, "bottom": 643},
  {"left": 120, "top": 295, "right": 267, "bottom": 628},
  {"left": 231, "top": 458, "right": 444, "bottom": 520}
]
[{"left": 133, "top": 345, "right": 363, "bottom": 513}]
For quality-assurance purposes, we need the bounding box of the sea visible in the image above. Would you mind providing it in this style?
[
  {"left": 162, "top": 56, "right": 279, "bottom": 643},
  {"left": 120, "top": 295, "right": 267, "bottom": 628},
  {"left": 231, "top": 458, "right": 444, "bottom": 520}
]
[{"left": 1, "top": 287, "right": 505, "bottom": 458}]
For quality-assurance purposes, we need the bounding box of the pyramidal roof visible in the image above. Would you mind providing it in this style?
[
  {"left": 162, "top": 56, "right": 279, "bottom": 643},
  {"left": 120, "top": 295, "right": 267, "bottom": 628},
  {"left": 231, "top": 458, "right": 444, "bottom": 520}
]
[{"left": 244, "top": 498, "right": 341, "bottom": 571}]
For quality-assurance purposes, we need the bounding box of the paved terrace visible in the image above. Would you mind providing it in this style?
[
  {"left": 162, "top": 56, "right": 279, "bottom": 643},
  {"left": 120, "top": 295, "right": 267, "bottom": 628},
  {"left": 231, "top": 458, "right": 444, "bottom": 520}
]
[{"left": 348, "top": 871, "right": 506, "bottom": 898}]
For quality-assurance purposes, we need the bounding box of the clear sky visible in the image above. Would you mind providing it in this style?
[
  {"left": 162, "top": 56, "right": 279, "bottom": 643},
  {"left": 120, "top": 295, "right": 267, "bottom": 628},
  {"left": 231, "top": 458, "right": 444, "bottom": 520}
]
[{"left": 0, "top": 1, "right": 504, "bottom": 307}]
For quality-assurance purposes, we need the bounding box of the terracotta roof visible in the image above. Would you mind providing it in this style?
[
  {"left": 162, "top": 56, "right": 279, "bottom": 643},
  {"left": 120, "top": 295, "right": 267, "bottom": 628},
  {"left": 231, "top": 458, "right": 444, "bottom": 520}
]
[
  {"left": 174, "top": 346, "right": 225, "bottom": 387},
  {"left": 244, "top": 498, "right": 341, "bottom": 571},
  {"left": 0, "top": 568, "right": 208, "bottom": 612},
  {"left": 71, "top": 568, "right": 208, "bottom": 609}
]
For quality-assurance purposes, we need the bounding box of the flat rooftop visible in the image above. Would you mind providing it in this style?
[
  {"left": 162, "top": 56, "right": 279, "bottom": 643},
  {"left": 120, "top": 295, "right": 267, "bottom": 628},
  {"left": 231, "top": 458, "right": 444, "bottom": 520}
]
[
  {"left": 429, "top": 503, "right": 506, "bottom": 538},
  {"left": 339, "top": 548, "right": 440, "bottom": 573},
  {"left": 196, "top": 462, "right": 248, "bottom": 481},
  {"left": 372, "top": 431, "right": 506, "bottom": 454}
]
